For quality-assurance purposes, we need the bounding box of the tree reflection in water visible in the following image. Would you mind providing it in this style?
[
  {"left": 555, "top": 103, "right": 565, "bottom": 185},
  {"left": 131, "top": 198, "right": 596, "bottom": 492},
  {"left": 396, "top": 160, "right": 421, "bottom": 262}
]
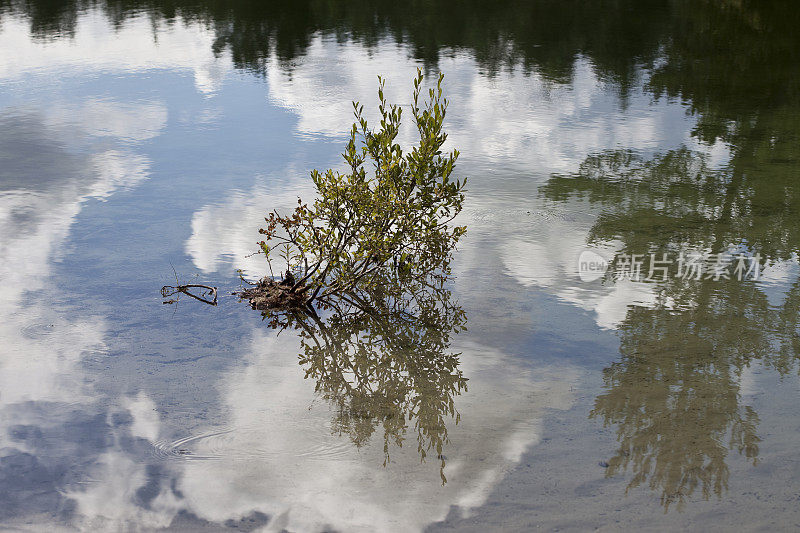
[
  {"left": 254, "top": 269, "right": 467, "bottom": 485},
  {"left": 542, "top": 147, "right": 800, "bottom": 510}
]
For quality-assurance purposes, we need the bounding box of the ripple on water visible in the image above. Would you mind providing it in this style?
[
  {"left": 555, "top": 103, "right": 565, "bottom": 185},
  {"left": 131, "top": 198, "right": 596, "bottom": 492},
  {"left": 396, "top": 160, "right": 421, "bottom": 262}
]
[
  {"left": 151, "top": 425, "right": 352, "bottom": 462},
  {"left": 20, "top": 323, "right": 56, "bottom": 339}
]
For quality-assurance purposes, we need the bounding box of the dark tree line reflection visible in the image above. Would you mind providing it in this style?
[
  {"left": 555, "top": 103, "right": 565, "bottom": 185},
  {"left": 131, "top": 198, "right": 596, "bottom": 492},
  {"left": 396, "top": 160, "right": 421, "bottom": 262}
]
[
  {"left": 0, "top": 0, "right": 671, "bottom": 82},
  {"left": 2, "top": 0, "right": 796, "bottom": 92}
]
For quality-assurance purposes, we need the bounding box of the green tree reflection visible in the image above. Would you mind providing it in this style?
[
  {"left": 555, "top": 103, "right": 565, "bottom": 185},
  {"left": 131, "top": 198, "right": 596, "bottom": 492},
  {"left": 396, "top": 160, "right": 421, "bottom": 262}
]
[
  {"left": 539, "top": 3, "right": 800, "bottom": 497},
  {"left": 256, "top": 270, "right": 467, "bottom": 485},
  {"left": 542, "top": 145, "right": 800, "bottom": 510}
]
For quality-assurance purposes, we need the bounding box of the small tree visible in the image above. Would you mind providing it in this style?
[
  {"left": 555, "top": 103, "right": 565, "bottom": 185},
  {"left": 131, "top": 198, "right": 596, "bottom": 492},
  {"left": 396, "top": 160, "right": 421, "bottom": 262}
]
[{"left": 253, "top": 69, "right": 466, "bottom": 310}]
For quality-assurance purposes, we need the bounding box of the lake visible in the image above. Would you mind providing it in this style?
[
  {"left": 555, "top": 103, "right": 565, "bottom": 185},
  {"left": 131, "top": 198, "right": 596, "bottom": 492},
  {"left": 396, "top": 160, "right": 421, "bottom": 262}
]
[{"left": 1, "top": 1, "right": 799, "bottom": 531}]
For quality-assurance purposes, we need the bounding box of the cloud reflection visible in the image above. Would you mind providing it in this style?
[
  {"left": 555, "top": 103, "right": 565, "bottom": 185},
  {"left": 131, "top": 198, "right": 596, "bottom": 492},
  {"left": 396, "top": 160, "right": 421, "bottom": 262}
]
[
  {"left": 0, "top": 11, "right": 231, "bottom": 94},
  {"left": 0, "top": 98, "right": 162, "bottom": 526}
]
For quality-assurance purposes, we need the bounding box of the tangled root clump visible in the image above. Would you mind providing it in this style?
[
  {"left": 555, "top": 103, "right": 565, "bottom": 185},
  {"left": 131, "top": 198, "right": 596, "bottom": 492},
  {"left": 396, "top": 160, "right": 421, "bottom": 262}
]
[{"left": 235, "top": 277, "right": 308, "bottom": 310}]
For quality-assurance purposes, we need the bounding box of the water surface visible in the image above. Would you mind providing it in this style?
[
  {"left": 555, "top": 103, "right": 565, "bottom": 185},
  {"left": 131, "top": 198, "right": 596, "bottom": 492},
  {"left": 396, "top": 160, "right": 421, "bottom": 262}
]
[{"left": 1, "top": 1, "right": 799, "bottom": 531}]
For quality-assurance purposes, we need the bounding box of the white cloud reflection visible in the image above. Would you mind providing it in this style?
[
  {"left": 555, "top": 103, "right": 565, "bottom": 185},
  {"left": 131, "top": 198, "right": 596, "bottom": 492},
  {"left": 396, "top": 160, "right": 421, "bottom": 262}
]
[
  {"left": 0, "top": 11, "right": 231, "bottom": 94},
  {"left": 0, "top": 97, "right": 163, "bottom": 525},
  {"left": 59, "top": 329, "right": 577, "bottom": 533},
  {"left": 45, "top": 98, "right": 168, "bottom": 144},
  {"left": 264, "top": 36, "right": 719, "bottom": 174},
  {"left": 171, "top": 333, "right": 576, "bottom": 532},
  {"left": 0, "top": 104, "right": 155, "bottom": 402}
]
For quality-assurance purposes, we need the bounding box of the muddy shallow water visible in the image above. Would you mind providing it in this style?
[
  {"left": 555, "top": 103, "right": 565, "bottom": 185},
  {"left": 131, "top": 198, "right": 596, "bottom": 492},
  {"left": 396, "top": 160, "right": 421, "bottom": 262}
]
[{"left": 1, "top": 1, "right": 799, "bottom": 531}]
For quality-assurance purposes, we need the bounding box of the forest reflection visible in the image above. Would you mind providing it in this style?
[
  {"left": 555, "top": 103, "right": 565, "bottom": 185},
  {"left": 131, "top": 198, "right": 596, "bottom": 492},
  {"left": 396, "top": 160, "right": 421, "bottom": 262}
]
[
  {"left": 2, "top": 0, "right": 797, "bottom": 93},
  {"left": 0, "top": 0, "right": 670, "bottom": 80}
]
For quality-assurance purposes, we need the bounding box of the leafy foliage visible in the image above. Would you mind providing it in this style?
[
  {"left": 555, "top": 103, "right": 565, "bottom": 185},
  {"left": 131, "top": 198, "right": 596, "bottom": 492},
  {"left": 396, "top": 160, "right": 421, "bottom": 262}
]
[{"left": 257, "top": 69, "right": 465, "bottom": 308}]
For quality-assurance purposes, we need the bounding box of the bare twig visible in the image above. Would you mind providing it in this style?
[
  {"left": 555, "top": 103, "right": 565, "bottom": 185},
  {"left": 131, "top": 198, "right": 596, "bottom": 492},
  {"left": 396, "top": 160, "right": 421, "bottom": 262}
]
[{"left": 161, "top": 284, "right": 218, "bottom": 306}]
